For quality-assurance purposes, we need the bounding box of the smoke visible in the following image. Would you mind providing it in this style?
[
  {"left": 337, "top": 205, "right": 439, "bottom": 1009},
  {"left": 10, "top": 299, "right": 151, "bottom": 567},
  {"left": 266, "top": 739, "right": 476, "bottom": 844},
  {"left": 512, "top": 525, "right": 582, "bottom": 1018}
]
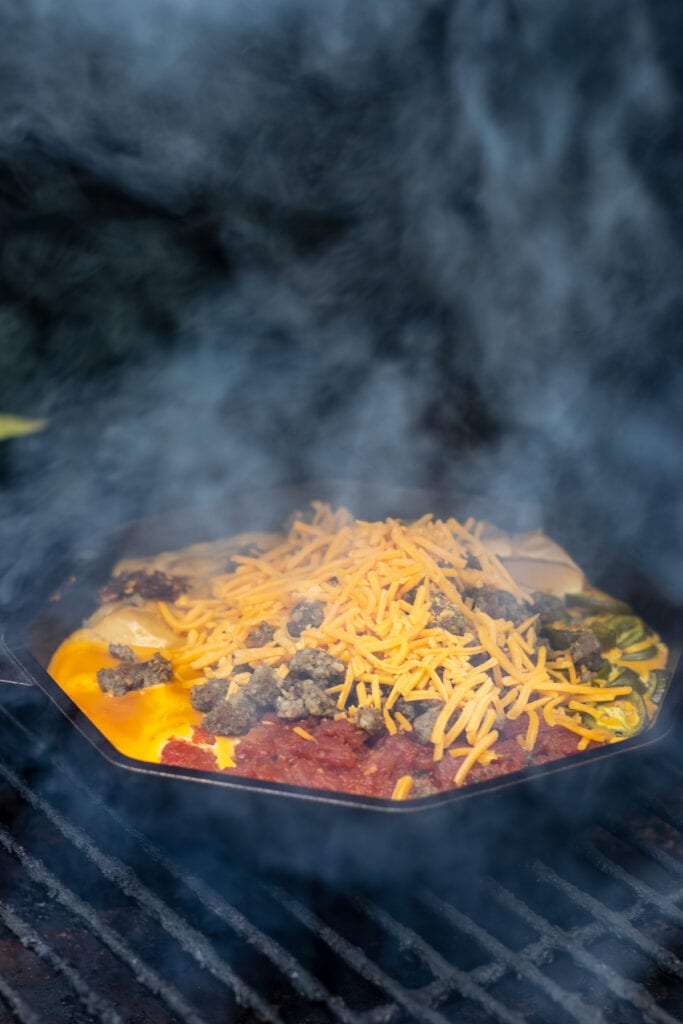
[
  {"left": 2, "top": 14, "right": 683, "bottom": 1015},
  {"left": 1, "top": 0, "right": 683, "bottom": 609}
]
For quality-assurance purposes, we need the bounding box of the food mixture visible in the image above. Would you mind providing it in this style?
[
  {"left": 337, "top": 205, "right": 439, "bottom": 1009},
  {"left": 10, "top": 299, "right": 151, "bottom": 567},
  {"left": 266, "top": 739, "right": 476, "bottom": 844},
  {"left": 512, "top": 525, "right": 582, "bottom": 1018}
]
[{"left": 48, "top": 503, "right": 670, "bottom": 799}]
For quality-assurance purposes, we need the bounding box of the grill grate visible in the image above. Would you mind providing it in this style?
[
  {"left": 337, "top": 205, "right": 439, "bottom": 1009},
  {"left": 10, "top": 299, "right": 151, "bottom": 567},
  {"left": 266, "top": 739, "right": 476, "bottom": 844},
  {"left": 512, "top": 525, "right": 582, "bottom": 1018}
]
[{"left": 1, "top": 683, "right": 683, "bottom": 1024}]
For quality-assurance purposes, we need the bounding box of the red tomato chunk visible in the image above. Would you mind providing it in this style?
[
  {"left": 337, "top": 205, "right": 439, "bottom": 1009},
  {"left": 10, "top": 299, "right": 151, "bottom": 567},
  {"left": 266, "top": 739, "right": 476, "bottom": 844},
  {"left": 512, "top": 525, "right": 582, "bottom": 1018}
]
[
  {"left": 160, "top": 712, "right": 593, "bottom": 797},
  {"left": 161, "top": 738, "right": 219, "bottom": 772}
]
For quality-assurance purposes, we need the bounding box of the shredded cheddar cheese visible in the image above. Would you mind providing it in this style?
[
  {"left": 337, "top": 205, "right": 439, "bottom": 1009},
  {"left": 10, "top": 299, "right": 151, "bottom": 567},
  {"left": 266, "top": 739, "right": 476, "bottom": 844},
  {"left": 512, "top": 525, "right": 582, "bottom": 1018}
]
[
  {"left": 293, "top": 726, "right": 316, "bottom": 742},
  {"left": 152, "top": 503, "right": 651, "bottom": 783},
  {"left": 391, "top": 775, "right": 414, "bottom": 800}
]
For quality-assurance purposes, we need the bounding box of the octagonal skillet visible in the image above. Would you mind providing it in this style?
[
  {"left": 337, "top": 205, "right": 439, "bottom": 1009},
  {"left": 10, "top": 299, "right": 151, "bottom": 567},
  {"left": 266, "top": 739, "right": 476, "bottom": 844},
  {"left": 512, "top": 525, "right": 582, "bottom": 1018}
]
[{"left": 1, "top": 482, "right": 680, "bottom": 880}]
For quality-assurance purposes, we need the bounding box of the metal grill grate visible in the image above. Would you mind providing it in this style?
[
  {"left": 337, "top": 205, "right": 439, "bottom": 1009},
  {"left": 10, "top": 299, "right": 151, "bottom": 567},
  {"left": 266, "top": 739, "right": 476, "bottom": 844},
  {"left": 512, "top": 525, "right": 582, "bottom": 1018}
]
[{"left": 1, "top": 683, "right": 683, "bottom": 1024}]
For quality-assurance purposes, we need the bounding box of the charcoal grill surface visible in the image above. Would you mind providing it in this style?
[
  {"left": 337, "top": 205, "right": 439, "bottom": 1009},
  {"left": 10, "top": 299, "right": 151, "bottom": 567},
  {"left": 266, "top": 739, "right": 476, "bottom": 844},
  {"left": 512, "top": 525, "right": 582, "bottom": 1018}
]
[{"left": 1, "top": 677, "right": 683, "bottom": 1024}]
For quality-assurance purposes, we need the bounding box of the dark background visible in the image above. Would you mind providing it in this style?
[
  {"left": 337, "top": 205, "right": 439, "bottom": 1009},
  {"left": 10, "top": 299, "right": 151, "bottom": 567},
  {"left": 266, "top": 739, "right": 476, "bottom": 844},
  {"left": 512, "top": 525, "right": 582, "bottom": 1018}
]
[{"left": 1, "top": 0, "right": 683, "bottom": 615}]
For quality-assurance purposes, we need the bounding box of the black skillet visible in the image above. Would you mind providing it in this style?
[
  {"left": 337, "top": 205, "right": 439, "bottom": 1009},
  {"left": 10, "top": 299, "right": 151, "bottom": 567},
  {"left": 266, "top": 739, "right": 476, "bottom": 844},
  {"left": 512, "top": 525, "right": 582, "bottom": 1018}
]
[{"left": 1, "top": 482, "right": 680, "bottom": 882}]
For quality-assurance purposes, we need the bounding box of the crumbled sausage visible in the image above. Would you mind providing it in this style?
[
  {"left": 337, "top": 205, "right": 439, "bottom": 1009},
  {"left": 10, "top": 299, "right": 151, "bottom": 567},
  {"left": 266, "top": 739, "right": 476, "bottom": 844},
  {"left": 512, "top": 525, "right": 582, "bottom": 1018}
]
[
  {"left": 286, "top": 600, "right": 324, "bottom": 637},
  {"left": 286, "top": 649, "right": 345, "bottom": 687},
  {"left": 430, "top": 591, "right": 467, "bottom": 635},
  {"left": 412, "top": 707, "right": 442, "bottom": 745},
  {"left": 569, "top": 631, "right": 603, "bottom": 672},
  {"left": 97, "top": 652, "right": 173, "bottom": 697},
  {"left": 99, "top": 570, "right": 188, "bottom": 604},
  {"left": 245, "top": 621, "right": 276, "bottom": 648},
  {"left": 190, "top": 678, "right": 230, "bottom": 713},
  {"left": 541, "top": 623, "right": 605, "bottom": 660},
  {"left": 530, "top": 591, "right": 567, "bottom": 622},
  {"left": 109, "top": 643, "right": 137, "bottom": 662},
  {"left": 300, "top": 679, "right": 336, "bottom": 718},
  {"left": 540, "top": 624, "right": 579, "bottom": 649},
  {"left": 392, "top": 698, "right": 422, "bottom": 723},
  {"left": 97, "top": 666, "right": 132, "bottom": 697},
  {"left": 139, "top": 653, "right": 174, "bottom": 685},
  {"left": 468, "top": 587, "right": 526, "bottom": 624},
  {"left": 274, "top": 695, "right": 307, "bottom": 720},
  {"left": 242, "top": 665, "right": 280, "bottom": 708},
  {"left": 436, "top": 610, "right": 467, "bottom": 635},
  {"left": 278, "top": 649, "right": 343, "bottom": 719},
  {"left": 355, "top": 707, "right": 384, "bottom": 734},
  {"left": 201, "top": 693, "right": 260, "bottom": 736}
]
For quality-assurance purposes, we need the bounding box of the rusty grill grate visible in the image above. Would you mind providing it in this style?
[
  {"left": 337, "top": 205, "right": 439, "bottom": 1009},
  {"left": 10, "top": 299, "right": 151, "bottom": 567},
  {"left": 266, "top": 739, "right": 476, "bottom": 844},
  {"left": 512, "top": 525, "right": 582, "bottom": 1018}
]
[{"left": 1, "top": 682, "right": 683, "bottom": 1024}]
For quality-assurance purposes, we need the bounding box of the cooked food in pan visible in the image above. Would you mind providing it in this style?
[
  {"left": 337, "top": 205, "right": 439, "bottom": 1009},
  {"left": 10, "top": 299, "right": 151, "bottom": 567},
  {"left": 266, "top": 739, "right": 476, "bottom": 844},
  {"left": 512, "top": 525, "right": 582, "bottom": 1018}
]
[{"left": 48, "top": 503, "right": 670, "bottom": 799}]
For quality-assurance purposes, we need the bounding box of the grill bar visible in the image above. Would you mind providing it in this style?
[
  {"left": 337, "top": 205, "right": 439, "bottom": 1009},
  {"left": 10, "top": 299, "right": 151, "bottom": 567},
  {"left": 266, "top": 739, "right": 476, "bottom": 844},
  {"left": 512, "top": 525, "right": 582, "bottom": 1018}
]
[
  {"left": 266, "top": 882, "right": 455, "bottom": 1024},
  {"left": 0, "top": 704, "right": 377, "bottom": 1024},
  {"left": 586, "top": 828, "right": 683, "bottom": 928},
  {"left": 1, "top": 687, "right": 683, "bottom": 1022},
  {"left": 0, "top": 757, "right": 283, "bottom": 1024},
  {"left": 468, "top": 920, "right": 607, "bottom": 986},
  {"left": 0, "top": 821, "right": 209, "bottom": 1024},
  {"left": 351, "top": 895, "right": 526, "bottom": 1024},
  {"left": 103, "top": 815, "right": 360, "bottom": 1022},
  {"left": 159, "top": 869, "right": 359, "bottom": 1024},
  {"left": 488, "top": 878, "right": 678, "bottom": 1024},
  {"left": 419, "top": 890, "right": 605, "bottom": 1024},
  {"left": 0, "top": 972, "right": 43, "bottom": 1024},
  {"left": 534, "top": 861, "right": 683, "bottom": 980},
  {"left": 0, "top": 899, "right": 123, "bottom": 1024},
  {"left": 621, "top": 820, "right": 683, "bottom": 882}
]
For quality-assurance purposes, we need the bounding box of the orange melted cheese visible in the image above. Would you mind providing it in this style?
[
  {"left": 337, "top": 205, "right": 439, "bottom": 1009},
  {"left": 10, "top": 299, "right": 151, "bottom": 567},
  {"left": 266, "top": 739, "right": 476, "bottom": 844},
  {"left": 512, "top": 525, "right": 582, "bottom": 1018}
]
[{"left": 48, "top": 635, "right": 211, "bottom": 762}]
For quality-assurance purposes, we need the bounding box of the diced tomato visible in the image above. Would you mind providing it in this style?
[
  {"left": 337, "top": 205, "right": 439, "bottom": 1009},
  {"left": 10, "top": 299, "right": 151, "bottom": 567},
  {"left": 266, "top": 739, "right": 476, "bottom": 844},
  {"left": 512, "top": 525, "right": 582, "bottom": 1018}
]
[
  {"left": 191, "top": 726, "right": 217, "bottom": 746},
  {"left": 533, "top": 721, "right": 583, "bottom": 762},
  {"left": 161, "top": 738, "right": 219, "bottom": 771},
  {"left": 159, "top": 709, "right": 592, "bottom": 798},
  {"left": 431, "top": 735, "right": 528, "bottom": 789}
]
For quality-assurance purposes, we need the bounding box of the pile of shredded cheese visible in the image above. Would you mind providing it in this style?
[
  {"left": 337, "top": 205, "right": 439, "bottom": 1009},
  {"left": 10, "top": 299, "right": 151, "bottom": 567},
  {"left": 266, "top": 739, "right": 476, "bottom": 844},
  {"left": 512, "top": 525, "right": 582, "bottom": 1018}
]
[{"left": 157, "top": 502, "right": 630, "bottom": 788}]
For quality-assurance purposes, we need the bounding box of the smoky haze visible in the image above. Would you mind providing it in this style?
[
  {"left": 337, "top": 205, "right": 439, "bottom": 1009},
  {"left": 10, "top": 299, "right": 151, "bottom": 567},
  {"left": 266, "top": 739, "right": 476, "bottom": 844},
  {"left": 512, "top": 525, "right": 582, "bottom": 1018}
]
[{"left": 1, "top": 0, "right": 682, "bottom": 610}]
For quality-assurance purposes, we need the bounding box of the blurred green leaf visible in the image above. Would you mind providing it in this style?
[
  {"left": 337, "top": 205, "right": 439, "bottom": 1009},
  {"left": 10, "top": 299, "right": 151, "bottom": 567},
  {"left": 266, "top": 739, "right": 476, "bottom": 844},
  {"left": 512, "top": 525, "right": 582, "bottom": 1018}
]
[{"left": 0, "top": 414, "right": 48, "bottom": 441}]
